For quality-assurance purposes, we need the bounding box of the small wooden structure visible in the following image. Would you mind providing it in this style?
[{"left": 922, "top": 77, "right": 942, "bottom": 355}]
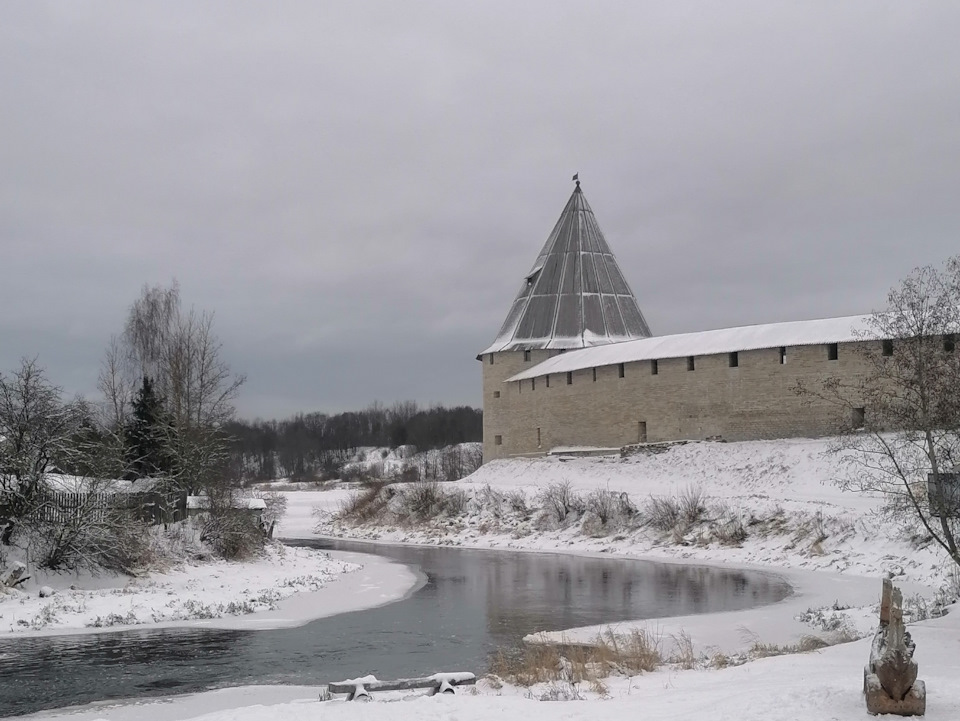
[
  {"left": 863, "top": 579, "right": 925, "bottom": 716},
  {"left": 323, "top": 672, "right": 476, "bottom": 701}
]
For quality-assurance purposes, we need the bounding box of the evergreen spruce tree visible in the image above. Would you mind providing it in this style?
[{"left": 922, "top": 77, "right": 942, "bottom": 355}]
[{"left": 124, "top": 376, "right": 170, "bottom": 480}]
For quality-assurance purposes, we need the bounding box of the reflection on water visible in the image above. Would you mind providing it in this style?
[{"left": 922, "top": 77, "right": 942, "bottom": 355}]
[{"left": 0, "top": 539, "right": 790, "bottom": 716}]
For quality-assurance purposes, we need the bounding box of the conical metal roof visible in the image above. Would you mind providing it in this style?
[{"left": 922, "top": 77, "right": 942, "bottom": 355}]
[{"left": 482, "top": 183, "right": 652, "bottom": 354}]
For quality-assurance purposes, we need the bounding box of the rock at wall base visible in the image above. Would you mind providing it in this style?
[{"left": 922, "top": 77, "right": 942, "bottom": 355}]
[{"left": 864, "top": 672, "right": 926, "bottom": 716}]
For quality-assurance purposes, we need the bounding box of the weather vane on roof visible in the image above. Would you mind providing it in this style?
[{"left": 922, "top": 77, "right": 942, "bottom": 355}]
[{"left": 572, "top": 172, "right": 580, "bottom": 188}]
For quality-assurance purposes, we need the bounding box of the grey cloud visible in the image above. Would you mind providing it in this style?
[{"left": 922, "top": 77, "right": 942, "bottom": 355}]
[{"left": 3, "top": 1, "right": 960, "bottom": 417}]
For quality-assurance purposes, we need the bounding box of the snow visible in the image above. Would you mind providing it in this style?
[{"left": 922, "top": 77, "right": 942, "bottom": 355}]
[
  {"left": 506, "top": 313, "right": 877, "bottom": 382},
  {"left": 186, "top": 495, "right": 266, "bottom": 510},
  {"left": 0, "top": 544, "right": 418, "bottom": 637},
  {"left": 21, "top": 435, "right": 960, "bottom": 720},
  {"left": 31, "top": 613, "right": 960, "bottom": 720}
]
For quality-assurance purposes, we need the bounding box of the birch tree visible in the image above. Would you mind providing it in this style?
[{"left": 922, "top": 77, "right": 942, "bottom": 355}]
[
  {"left": 100, "top": 282, "right": 245, "bottom": 491},
  {"left": 804, "top": 257, "right": 960, "bottom": 567}
]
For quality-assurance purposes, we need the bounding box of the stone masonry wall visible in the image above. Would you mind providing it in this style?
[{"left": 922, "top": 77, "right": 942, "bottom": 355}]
[{"left": 481, "top": 341, "right": 874, "bottom": 463}]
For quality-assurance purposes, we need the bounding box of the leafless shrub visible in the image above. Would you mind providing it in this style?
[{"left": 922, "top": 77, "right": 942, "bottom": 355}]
[
  {"left": 399, "top": 481, "right": 447, "bottom": 520},
  {"left": 199, "top": 505, "right": 264, "bottom": 561},
  {"left": 394, "top": 481, "right": 468, "bottom": 523},
  {"left": 713, "top": 516, "right": 748, "bottom": 546},
  {"left": 641, "top": 486, "right": 709, "bottom": 536},
  {"left": 506, "top": 490, "right": 529, "bottom": 516},
  {"left": 28, "top": 510, "right": 155, "bottom": 574},
  {"left": 583, "top": 490, "right": 637, "bottom": 536},
  {"left": 335, "top": 482, "right": 389, "bottom": 523},
  {"left": 444, "top": 487, "right": 469, "bottom": 516},
  {"left": 642, "top": 495, "right": 680, "bottom": 531},
  {"left": 536, "top": 482, "right": 585, "bottom": 527},
  {"left": 678, "top": 485, "right": 707, "bottom": 524},
  {"left": 477, "top": 484, "right": 505, "bottom": 515}
]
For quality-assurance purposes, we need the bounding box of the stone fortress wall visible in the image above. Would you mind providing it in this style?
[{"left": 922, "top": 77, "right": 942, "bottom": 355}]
[{"left": 481, "top": 340, "right": 874, "bottom": 463}]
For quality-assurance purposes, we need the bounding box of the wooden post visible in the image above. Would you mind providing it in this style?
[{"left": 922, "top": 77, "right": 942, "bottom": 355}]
[{"left": 879, "top": 577, "right": 892, "bottom": 626}]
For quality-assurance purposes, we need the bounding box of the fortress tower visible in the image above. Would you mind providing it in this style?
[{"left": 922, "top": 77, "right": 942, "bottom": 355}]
[{"left": 479, "top": 181, "right": 652, "bottom": 462}]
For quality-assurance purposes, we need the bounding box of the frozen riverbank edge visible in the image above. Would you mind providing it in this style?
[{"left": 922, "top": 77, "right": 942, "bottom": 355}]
[
  {"left": 28, "top": 535, "right": 960, "bottom": 721},
  {"left": 0, "top": 546, "right": 420, "bottom": 638}
]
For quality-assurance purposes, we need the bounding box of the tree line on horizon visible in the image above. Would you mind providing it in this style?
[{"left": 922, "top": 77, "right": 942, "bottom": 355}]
[{"left": 224, "top": 402, "right": 482, "bottom": 482}]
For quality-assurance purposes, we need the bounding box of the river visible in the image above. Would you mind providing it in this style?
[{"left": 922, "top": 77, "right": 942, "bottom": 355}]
[{"left": 0, "top": 539, "right": 791, "bottom": 717}]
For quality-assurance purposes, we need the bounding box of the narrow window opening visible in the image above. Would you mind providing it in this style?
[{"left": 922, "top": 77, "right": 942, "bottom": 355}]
[
  {"left": 729, "top": 352, "right": 739, "bottom": 368},
  {"left": 852, "top": 407, "right": 865, "bottom": 429},
  {"left": 618, "top": 363, "right": 625, "bottom": 378},
  {"left": 779, "top": 346, "right": 787, "bottom": 365},
  {"left": 882, "top": 339, "right": 893, "bottom": 357},
  {"left": 651, "top": 359, "right": 658, "bottom": 375},
  {"left": 524, "top": 350, "right": 531, "bottom": 362},
  {"left": 945, "top": 334, "right": 956, "bottom": 353},
  {"left": 827, "top": 343, "right": 839, "bottom": 361},
  {"left": 531, "top": 378, "right": 535, "bottom": 391},
  {"left": 545, "top": 375, "right": 550, "bottom": 388},
  {"left": 536, "top": 427, "right": 541, "bottom": 448},
  {"left": 592, "top": 367, "right": 597, "bottom": 383},
  {"left": 518, "top": 381, "right": 521, "bottom": 395},
  {"left": 638, "top": 421, "right": 647, "bottom": 444},
  {"left": 566, "top": 371, "right": 573, "bottom": 385},
  {"left": 493, "top": 390, "right": 500, "bottom": 399},
  {"left": 494, "top": 434, "right": 502, "bottom": 446},
  {"left": 687, "top": 356, "right": 695, "bottom": 371}
]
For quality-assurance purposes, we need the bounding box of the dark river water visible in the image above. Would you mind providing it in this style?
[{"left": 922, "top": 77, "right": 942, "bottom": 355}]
[{"left": 0, "top": 539, "right": 791, "bottom": 717}]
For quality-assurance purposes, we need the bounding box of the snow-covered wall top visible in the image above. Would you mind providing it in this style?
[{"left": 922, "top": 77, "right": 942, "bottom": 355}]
[
  {"left": 480, "top": 184, "right": 652, "bottom": 355},
  {"left": 506, "top": 313, "right": 880, "bottom": 382}
]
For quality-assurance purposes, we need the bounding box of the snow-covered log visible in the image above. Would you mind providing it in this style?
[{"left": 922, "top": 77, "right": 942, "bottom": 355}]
[{"left": 325, "top": 672, "right": 476, "bottom": 700}]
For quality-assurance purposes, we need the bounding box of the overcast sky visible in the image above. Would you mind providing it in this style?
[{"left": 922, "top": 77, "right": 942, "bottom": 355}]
[{"left": 3, "top": 2, "right": 960, "bottom": 420}]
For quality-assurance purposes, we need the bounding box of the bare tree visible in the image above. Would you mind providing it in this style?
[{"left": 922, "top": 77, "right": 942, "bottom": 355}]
[
  {"left": 98, "top": 335, "right": 133, "bottom": 430},
  {"left": 101, "top": 282, "right": 245, "bottom": 434},
  {"left": 801, "top": 257, "right": 960, "bottom": 566},
  {"left": 0, "top": 359, "right": 86, "bottom": 528}
]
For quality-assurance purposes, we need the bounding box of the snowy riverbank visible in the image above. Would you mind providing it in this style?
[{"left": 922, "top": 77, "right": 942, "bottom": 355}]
[
  {"left": 23, "top": 436, "right": 960, "bottom": 719},
  {"left": 30, "top": 603, "right": 960, "bottom": 721},
  {"left": 0, "top": 544, "right": 418, "bottom": 637},
  {"left": 305, "top": 438, "right": 958, "bottom": 650}
]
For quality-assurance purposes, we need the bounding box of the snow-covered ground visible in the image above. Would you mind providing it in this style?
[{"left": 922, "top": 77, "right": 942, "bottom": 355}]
[
  {"left": 30, "top": 610, "right": 960, "bottom": 721},
  {"left": 22, "top": 436, "right": 960, "bottom": 719},
  {"left": 316, "top": 437, "right": 957, "bottom": 592},
  {"left": 0, "top": 542, "right": 417, "bottom": 637}
]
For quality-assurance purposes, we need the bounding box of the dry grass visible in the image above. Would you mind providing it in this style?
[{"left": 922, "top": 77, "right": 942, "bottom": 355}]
[
  {"left": 335, "top": 482, "right": 388, "bottom": 523},
  {"left": 489, "top": 630, "right": 662, "bottom": 687},
  {"left": 747, "top": 634, "right": 830, "bottom": 658},
  {"left": 670, "top": 629, "right": 696, "bottom": 669}
]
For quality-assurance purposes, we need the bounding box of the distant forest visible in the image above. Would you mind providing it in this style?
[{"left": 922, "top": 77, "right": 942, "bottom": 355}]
[{"left": 225, "top": 403, "right": 482, "bottom": 482}]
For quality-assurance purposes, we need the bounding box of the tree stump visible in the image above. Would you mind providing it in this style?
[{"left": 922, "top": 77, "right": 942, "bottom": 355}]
[{"left": 863, "top": 579, "right": 925, "bottom": 716}]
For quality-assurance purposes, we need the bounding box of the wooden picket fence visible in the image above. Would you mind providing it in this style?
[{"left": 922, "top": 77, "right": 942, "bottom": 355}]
[{"left": 30, "top": 490, "right": 188, "bottom": 526}]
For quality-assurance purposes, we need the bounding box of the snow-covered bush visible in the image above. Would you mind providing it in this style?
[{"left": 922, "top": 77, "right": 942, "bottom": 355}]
[
  {"left": 336, "top": 483, "right": 390, "bottom": 523},
  {"left": 582, "top": 489, "right": 637, "bottom": 536},
  {"left": 26, "top": 511, "right": 154, "bottom": 574},
  {"left": 394, "top": 481, "right": 467, "bottom": 523},
  {"left": 536, "top": 482, "right": 585, "bottom": 528},
  {"left": 641, "top": 495, "right": 681, "bottom": 531},
  {"left": 198, "top": 506, "right": 264, "bottom": 560}
]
